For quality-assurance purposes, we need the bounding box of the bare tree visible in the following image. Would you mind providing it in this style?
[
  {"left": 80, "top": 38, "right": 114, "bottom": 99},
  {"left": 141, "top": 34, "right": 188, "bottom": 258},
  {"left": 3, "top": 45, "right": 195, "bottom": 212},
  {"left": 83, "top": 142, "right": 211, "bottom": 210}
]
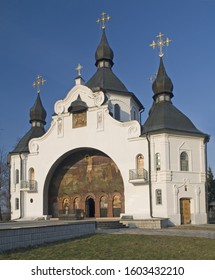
[{"left": 0, "top": 147, "right": 10, "bottom": 221}]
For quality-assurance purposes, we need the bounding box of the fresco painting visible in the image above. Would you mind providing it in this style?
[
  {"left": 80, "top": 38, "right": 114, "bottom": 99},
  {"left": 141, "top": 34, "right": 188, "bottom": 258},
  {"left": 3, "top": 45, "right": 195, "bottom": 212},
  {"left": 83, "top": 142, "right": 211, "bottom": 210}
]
[{"left": 48, "top": 151, "right": 124, "bottom": 218}]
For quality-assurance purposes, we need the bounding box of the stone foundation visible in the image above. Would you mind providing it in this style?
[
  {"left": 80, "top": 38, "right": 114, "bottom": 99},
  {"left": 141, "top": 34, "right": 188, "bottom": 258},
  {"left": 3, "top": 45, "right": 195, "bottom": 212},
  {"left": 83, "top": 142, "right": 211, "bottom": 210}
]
[
  {"left": 0, "top": 221, "right": 95, "bottom": 253},
  {"left": 121, "top": 218, "right": 169, "bottom": 229}
]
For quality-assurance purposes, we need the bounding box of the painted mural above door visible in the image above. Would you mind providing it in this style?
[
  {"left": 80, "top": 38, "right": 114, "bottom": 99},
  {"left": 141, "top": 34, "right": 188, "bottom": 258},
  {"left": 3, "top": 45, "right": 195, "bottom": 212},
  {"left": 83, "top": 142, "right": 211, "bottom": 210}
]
[
  {"left": 48, "top": 149, "right": 124, "bottom": 218},
  {"left": 56, "top": 154, "right": 123, "bottom": 196}
]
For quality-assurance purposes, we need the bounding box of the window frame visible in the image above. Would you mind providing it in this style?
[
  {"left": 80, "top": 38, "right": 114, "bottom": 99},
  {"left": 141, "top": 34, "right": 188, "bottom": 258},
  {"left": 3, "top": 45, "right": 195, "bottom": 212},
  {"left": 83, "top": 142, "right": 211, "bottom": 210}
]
[
  {"left": 155, "top": 189, "right": 162, "bottom": 205},
  {"left": 180, "top": 151, "right": 189, "bottom": 171},
  {"left": 155, "top": 153, "right": 161, "bottom": 171}
]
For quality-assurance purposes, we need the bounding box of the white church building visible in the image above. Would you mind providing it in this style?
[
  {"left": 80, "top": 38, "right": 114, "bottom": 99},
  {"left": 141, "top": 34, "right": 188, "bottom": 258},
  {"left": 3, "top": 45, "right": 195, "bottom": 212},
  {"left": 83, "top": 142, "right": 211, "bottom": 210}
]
[{"left": 9, "top": 20, "right": 209, "bottom": 226}]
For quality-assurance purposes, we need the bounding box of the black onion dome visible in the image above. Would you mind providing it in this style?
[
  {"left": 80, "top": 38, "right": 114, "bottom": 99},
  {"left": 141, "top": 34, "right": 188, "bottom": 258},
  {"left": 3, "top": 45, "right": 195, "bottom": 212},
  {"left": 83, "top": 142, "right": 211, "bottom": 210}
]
[
  {"left": 10, "top": 93, "right": 46, "bottom": 154},
  {"left": 152, "top": 57, "right": 173, "bottom": 97},
  {"left": 30, "top": 93, "right": 47, "bottom": 125},
  {"left": 142, "top": 57, "right": 209, "bottom": 141},
  {"left": 68, "top": 95, "right": 88, "bottom": 113},
  {"left": 95, "top": 29, "right": 114, "bottom": 67}
]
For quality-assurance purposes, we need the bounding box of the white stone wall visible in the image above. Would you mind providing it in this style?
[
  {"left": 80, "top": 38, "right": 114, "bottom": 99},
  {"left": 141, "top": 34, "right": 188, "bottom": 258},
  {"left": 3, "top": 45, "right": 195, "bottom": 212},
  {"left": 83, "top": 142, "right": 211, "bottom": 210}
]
[{"left": 9, "top": 84, "right": 208, "bottom": 225}]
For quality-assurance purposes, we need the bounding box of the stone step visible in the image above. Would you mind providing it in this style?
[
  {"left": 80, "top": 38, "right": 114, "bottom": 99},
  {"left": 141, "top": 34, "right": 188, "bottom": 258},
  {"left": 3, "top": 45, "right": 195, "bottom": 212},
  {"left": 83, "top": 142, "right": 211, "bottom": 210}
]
[{"left": 96, "top": 220, "right": 128, "bottom": 229}]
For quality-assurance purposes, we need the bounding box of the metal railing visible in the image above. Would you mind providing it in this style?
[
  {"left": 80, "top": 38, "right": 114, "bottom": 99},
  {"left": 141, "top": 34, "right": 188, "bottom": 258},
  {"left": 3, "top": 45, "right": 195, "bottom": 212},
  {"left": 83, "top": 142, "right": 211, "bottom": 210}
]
[
  {"left": 20, "top": 180, "right": 37, "bottom": 192},
  {"left": 129, "top": 168, "right": 148, "bottom": 181}
]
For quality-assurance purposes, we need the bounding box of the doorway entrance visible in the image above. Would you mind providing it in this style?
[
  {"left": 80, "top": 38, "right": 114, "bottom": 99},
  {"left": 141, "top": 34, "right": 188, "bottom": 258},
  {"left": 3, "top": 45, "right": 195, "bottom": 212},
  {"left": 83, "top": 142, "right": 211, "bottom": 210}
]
[
  {"left": 85, "top": 197, "right": 95, "bottom": 217},
  {"left": 180, "top": 198, "right": 191, "bottom": 224}
]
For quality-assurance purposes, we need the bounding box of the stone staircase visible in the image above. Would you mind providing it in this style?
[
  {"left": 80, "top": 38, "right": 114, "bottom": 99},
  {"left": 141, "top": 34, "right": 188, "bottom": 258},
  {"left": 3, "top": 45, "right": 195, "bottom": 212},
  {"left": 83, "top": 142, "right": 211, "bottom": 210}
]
[{"left": 96, "top": 220, "right": 128, "bottom": 230}]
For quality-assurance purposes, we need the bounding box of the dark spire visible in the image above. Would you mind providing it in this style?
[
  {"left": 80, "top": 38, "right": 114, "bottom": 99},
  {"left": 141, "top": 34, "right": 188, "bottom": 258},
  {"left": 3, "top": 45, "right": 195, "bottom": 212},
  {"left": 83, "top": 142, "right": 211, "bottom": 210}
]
[
  {"left": 30, "top": 93, "right": 47, "bottom": 125},
  {"left": 86, "top": 29, "right": 129, "bottom": 93},
  {"left": 10, "top": 93, "right": 46, "bottom": 154},
  {"left": 95, "top": 29, "right": 114, "bottom": 68},
  {"left": 142, "top": 56, "right": 209, "bottom": 141},
  {"left": 152, "top": 57, "right": 174, "bottom": 100}
]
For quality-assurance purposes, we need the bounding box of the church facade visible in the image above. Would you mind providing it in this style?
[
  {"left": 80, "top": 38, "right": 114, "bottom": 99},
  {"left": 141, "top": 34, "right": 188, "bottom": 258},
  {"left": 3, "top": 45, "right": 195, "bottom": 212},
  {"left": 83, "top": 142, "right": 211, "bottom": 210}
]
[{"left": 9, "top": 25, "right": 209, "bottom": 226}]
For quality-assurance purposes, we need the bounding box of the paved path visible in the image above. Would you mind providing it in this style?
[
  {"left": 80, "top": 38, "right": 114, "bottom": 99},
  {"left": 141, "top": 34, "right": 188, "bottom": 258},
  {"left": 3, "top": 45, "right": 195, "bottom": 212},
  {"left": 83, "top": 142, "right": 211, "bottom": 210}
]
[
  {"left": 96, "top": 225, "right": 215, "bottom": 239},
  {"left": 1, "top": 220, "right": 215, "bottom": 239}
]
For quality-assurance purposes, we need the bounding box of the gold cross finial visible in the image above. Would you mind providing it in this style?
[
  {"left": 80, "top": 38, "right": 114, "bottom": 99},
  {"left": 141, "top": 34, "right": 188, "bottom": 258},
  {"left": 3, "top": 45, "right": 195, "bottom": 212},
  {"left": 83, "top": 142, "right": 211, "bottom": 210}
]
[
  {"left": 32, "top": 75, "right": 46, "bottom": 94},
  {"left": 148, "top": 75, "right": 155, "bottom": 83},
  {"left": 148, "top": 71, "right": 158, "bottom": 83},
  {"left": 75, "top": 63, "right": 83, "bottom": 77},
  {"left": 96, "top": 12, "right": 111, "bottom": 29},
  {"left": 150, "top": 32, "right": 172, "bottom": 57}
]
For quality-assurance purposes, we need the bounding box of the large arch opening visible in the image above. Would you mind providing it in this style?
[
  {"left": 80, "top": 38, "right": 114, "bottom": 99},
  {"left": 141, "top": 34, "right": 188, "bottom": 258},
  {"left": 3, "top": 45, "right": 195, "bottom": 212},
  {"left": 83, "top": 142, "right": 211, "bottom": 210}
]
[{"left": 43, "top": 148, "right": 124, "bottom": 219}]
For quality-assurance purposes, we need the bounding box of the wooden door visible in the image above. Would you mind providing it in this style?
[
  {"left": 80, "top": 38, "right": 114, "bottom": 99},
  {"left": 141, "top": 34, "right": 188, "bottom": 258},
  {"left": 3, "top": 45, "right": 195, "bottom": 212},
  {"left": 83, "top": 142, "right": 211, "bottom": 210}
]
[{"left": 180, "top": 198, "right": 191, "bottom": 224}]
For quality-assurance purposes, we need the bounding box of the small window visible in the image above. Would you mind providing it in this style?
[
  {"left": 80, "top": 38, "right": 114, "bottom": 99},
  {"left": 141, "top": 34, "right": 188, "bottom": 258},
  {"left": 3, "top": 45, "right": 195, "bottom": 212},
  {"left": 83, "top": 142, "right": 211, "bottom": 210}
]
[
  {"left": 15, "top": 169, "right": 19, "bottom": 184},
  {"left": 137, "top": 154, "right": 144, "bottom": 177},
  {"left": 15, "top": 198, "right": 19, "bottom": 210},
  {"left": 155, "top": 153, "right": 161, "bottom": 171},
  {"left": 156, "top": 189, "right": 162, "bottom": 205},
  {"left": 29, "top": 168, "right": 35, "bottom": 181},
  {"left": 180, "top": 152, "right": 189, "bottom": 171},
  {"left": 114, "top": 104, "right": 121, "bottom": 121},
  {"left": 131, "top": 109, "right": 137, "bottom": 120}
]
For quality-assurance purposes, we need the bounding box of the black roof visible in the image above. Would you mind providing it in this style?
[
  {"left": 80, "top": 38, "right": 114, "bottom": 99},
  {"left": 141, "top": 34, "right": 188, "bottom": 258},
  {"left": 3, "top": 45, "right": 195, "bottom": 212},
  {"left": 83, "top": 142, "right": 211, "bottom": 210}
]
[
  {"left": 86, "top": 67, "right": 128, "bottom": 93},
  {"left": 142, "top": 101, "right": 208, "bottom": 138},
  {"left": 10, "top": 126, "right": 46, "bottom": 154}
]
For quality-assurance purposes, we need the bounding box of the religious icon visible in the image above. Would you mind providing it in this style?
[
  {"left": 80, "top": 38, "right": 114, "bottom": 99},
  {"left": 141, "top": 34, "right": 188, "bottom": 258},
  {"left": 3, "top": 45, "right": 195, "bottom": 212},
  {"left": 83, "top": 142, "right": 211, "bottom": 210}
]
[{"left": 73, "top": 112, "right": 87, "bottom": 128}]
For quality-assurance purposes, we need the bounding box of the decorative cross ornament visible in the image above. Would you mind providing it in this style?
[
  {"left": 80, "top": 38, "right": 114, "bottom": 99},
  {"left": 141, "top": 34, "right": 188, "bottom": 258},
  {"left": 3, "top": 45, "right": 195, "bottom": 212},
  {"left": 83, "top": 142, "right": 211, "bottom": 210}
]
[
  {"left": 75, "top": 63, "right": 83, "bottom": 77},
  {"left": 150, "top": 32, "right": 172, "bottom": 57},
  {"left": 32, "top": 75, "right": 46, "bottom": 94},
  {"left": 148, "top": 75, "right": 155, "bottom": 83},
  {"left": 148, "top": 71, "right": 158, "bottom": 83},
  {"left": 96, "top": 12, "right": 111, "bottom": 29}
]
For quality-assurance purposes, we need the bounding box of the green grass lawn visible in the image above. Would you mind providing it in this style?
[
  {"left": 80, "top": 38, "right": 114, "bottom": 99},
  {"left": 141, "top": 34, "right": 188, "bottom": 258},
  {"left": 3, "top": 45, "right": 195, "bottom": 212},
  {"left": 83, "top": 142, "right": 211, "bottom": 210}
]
[{"left": 0, "top": 234, "right": 215, "bottom": 260}]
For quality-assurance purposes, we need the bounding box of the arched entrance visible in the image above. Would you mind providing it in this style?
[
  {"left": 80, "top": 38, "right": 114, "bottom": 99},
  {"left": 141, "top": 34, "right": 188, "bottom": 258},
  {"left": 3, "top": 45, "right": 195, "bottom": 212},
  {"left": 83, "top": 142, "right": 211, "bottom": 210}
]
[
  {"left": 44, "top": 148, "right": 124, "bottom": 219},
  {"left": 85, "top": 197, "right": 95, "bottom": 217}
]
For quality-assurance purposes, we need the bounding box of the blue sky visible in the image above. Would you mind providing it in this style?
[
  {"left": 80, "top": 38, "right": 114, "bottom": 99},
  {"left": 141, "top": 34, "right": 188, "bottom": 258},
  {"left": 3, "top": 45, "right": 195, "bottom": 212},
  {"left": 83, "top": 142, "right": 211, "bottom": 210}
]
[{"left": 0, "top": 0, "right": 215, "bottom": 171}]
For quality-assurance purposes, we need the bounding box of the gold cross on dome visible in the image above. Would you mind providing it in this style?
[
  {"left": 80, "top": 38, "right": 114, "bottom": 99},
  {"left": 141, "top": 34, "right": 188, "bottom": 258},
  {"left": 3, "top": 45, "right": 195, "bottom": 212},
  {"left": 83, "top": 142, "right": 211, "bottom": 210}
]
[
  {"left": 148, "top": 71, "right": 158, "bottom": 83},
  {"left": 148, "top": 75, "right": 155, "bottom": 83},
  {"left": 75, "top": 63, "right": 83, "bottom": 77},
  {"left": 32, "top": 75, "right": 46, "bottom": 94},
  {"left": 96, "top": 12, "right": 111, "bottom": 29},
  {"left": 150, "top": 32, "right": 172, "bottom": 57}
]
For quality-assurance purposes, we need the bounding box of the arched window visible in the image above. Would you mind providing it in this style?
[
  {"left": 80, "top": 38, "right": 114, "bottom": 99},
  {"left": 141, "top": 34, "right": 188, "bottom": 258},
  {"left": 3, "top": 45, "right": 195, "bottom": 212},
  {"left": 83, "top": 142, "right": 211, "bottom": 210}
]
[
  {"left": 137, "top": 154, "right": 144, "bottom": 177},
  {"left": 113, "top": 195, "right": 121, "bottom": 217},
  {"left": 100, "top": 196, "right": 108, "bottom": 217},
  {"left": 131, "top": 109, "right": 137, "bottom": 120},
  {"left": 155, "top": 153, "right": 161, "bottom": 171},
  {"left": 74, "top": 197, "right": 80, "bottom": 209},
  {"left": 180, "top": 152, "right": 189, "bottom": 171},
  {"left": 29, "top": 168, "right": 35, "bottom": 181},
  {"left": 114, "top": 104, "right": 121, "bottom": 121},
  {"left": 15, "top": 169, "right": 19, "bottom": 184},
  {"left": 29, "top": 168, "right": 35, "bottom": 191}
]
